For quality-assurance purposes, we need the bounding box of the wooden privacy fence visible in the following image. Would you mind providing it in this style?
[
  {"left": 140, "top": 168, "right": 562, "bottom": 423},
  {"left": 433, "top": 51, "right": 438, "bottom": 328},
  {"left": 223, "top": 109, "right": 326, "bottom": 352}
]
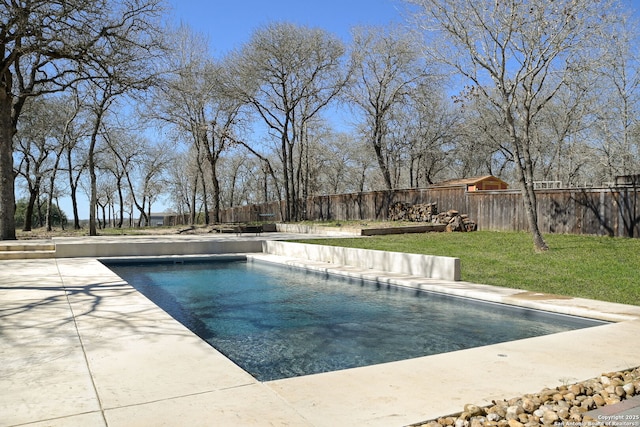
[
  {"left": 467, "top": 188, "right": 640, "bottom": 237},
  {"left": 163, "top": 186, "right": 640, "bottom": 237}
]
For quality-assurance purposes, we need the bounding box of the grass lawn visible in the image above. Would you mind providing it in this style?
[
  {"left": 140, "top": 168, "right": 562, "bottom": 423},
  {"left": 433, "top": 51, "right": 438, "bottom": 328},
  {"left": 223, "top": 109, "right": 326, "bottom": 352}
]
[{"left": 297, "top": 231, "right": 640, "bottom": 306}]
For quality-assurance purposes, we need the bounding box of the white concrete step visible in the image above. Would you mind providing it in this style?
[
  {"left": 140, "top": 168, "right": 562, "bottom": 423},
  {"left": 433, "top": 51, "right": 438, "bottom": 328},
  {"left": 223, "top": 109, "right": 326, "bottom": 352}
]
[{"left": 0, "top": 241, "right": 56, "bottom": 259}]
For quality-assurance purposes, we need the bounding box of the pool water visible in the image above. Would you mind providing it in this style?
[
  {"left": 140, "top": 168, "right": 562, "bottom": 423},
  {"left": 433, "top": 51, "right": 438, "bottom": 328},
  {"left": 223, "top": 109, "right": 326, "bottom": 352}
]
[{"left": 105, "top": 259, "right": 606, "bottom": 381}]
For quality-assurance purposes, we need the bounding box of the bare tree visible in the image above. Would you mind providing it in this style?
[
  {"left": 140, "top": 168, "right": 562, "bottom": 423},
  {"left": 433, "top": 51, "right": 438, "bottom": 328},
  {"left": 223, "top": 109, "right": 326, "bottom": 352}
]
[
  {"left": 150, "top": 26, "right": 247, "bottom": 224},
  {"left": 344, "top": 25, "right": 433, "bottom": 191},
  {"left": 43, "top": 93, "right": 83, "bottom": 231},
  {"left": 591, "top": 12, "right": 640, "bottom": 180},
  {"left": 102, "top": 129, "right": 143, "bottom": 227},
  {"left": 407, "top": 0, "right": 624, "bottom": 251},
  {"left": 14, "top": 98, "right": 58, "bottom": 231},
  {"left": 64, "top": 114, "right": 90, "bottom": 230},
  {"left": 165, "top": 149, "right": 196, "bottom": 221},
  {"left": 0, "top": 0, "right": 165, "bottom": 240},
  {"left": 104, "top": 131, "right": 170, "bottom": 227},
  {"left": 228, "top": 22, "right": 348, "bottom": 221},
  {"left": 392, "top": 85, "right": 458, "bottom": 186}
]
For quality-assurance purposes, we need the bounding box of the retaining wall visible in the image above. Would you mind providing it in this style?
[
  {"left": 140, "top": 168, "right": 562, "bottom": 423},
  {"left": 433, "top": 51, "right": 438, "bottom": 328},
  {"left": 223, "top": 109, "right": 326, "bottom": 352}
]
[
  {"left": 54, "top": 238, "right": 263, "bottom": 258},
  {"left": 262, "top": 241, "right": 461, "bottom": 281}
]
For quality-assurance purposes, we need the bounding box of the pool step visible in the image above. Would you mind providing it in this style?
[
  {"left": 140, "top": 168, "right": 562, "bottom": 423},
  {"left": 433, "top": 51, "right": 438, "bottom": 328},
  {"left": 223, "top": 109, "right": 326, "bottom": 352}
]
[{"left": 0, "top": 241, "right": 56, "bottom": 260}]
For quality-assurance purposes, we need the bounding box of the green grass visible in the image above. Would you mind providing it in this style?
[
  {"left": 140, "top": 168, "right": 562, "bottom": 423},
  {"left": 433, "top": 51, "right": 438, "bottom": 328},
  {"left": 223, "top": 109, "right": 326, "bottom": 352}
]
[{"left": 296, "top": 231, "right": 640, "bottom": 306}]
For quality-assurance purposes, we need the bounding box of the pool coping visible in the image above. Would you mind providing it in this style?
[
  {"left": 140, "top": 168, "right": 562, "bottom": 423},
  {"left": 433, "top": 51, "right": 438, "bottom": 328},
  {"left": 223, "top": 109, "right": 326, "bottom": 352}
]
[{"left": 2, "top": 234, "right": 640, "bottom": 426}]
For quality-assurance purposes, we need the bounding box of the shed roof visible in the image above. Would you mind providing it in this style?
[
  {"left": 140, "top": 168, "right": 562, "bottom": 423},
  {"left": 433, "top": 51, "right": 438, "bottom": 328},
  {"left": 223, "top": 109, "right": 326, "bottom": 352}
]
[{"left": 432, "top": 175, "right": 507, "bottom": 187}]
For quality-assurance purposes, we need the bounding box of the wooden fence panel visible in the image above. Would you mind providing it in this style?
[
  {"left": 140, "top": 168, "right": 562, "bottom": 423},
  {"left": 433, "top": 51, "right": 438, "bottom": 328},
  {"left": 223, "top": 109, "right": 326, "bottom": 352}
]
[
  {"left": 466, "top": 188, "right": 640, "bottom": 237},
  {"left": 163, "top": 186, "right": 640, "bottom": 237}
]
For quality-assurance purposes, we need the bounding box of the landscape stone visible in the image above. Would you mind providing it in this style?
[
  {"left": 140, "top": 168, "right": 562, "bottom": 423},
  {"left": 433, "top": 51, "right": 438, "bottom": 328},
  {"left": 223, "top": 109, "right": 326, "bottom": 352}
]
[
  {"left": 505, "top": 405, "right": 524, "bottom": 420},
  {"left": 542, "top": 410, "right": 559, "bottom": 425},
  {"left": 521, "top": 398, "right": 536, "bottom": 413},
  {"left": 507, "top": 419, "right": 524, "bottom": 427},
  {"left": 464, "top": 404, "right": 484, "bottom": 417},
  {"left": 414, "top": 367, "right": 640, "bottom": 427},
  {"left": 593, "top": 394, "right": 605, "bottom": 406},
  {"left": 623, "top": 383, "right": 636, "bottom": 396}
]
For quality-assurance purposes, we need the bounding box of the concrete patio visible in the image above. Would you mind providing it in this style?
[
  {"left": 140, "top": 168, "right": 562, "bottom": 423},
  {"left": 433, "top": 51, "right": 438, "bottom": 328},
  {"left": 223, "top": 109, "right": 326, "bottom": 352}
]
[{"left": 2, "top": 233, "right": 640, "bottom": 426}]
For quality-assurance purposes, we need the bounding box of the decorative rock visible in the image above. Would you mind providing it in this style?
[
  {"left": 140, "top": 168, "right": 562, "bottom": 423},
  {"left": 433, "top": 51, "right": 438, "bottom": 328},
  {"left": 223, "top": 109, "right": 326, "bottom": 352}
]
[
  {"left": 539, "top": 391, "right": 555, "bottom": 403},
  {"left": 569, "top": 413, "right": 583, "bottom": 423},
  {"left": 505, "top": 406, "right": 524, "bottom": 420},
  {"left": 581, "top": 397, "right": 595, "bottom": 410},
  {"left": 542, "top": 410, "right": 559, "bottom": 425},
  {"left": 508, "top": 398, "right": 521, "bottom": 406},
  {"left": 464, "top": 404, "right": 484, "bottom": 417},
  {"left": 487, "top": 413, "right": 502, "bottom": 422},
  {"left": 454, "top": 419, "right": 468, "bottom": 427},
  {"left": 521, "top": 398, "right": 536, "bottom": 413},
  {"left": 611, "top": 378, "right": 624, "bottom": 387},
  {"left": 623, "top": 382, "right": 636, "bottom": 396},
  {"left": 413, "top": 367, "right": 640, "bottom": 427},
  {"left": 488, "top": 404, "right": 507, "bottom": 418},
  {"left": 604, "top": 396, "right": 621, "bottom": 405},
  {"left": 557, "top": 408, "right": 570, "bottom": 420},
  {"left": 593, "top": 395, "right": 605, "bottom": 407},
  {"left": 569, "top": 384, "right": 583, "bottom": 395},
  {"left": 570, "top": 406, "right": 587, "bottom": 415}
]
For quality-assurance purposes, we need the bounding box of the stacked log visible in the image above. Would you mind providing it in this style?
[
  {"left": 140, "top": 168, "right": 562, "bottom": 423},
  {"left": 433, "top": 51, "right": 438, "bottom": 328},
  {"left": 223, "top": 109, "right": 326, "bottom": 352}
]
[
  {"left": 388, "top": 203, "right": 477, "bottom": 232},
  {"left": 433, "top": 210, "right": 478, "bottom": 232},
  {"left": 388, "top": 202, "right": 438, "bottom": 222}
]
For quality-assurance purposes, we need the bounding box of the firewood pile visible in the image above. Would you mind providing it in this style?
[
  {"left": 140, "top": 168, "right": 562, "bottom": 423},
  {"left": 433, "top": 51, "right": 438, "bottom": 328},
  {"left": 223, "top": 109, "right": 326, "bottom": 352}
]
[
  {"left": 388, "top": 202, "right": 437, "bottom": 222},
  {"left": 434, "top": 210, "right": 477, "bottom": 232},
  {"left": 388, "top": 202, "right": 477, "bottom": 232}
]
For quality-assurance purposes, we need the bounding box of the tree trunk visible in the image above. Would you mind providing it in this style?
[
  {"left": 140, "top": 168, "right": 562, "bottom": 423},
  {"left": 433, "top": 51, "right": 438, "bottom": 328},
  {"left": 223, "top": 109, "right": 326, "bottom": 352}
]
[
  {"left": 23, "top": 181, "right": 40, "bottom": 231},
  {"left": 56, "top": 197, "right": 65, "bottom": 230},
  {"left": 66, "top": 149, "right": 82, "bottom": 230},
  {"left": 507, "top": 110, "right": 548, "bottom": 252},
  {"left": 373, "top": 125, "right": 393, "bottom": 190},
  {"left": 281, "top": 133, "right": 291, "bottom": 222},
  {"left": 89, "top": 139, "right": 98, "bottom": 236},
  {"left": 116, "top": 177, "right": 124, "bottom": 228},
  {"left": 45, "top": 148, "right": 64, "bottom": 232},
  {"left": 0, "top": 84, "right": 16, "bottom": 240},
  {"left": 187, "top": 171, "right": 197, "bottom": 225},
  {"left": 211, "top": 161, "right": 221, "bottom": 224}
]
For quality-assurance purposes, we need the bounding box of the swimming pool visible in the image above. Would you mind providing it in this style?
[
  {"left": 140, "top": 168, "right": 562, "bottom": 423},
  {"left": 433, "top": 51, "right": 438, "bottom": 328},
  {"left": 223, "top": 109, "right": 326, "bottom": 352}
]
[{"left": 105, "top": 259, "right": 606, "bottom": 381}]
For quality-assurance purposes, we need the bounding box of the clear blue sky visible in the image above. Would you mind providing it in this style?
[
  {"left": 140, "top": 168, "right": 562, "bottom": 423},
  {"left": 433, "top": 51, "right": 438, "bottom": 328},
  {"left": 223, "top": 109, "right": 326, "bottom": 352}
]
[{"left": 167, "top": 0, "right": 409, "bottom": 56}]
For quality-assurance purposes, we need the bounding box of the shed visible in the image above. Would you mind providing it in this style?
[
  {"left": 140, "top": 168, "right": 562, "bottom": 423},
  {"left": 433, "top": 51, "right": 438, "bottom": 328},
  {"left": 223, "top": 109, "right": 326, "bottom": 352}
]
[{"left": 433, "top": 175, "right": 509, "bottom": 191}]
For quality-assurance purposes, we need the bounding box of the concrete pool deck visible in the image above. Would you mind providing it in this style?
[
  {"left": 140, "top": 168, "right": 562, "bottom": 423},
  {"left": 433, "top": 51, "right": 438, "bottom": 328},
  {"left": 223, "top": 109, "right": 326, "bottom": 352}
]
[{"left": 2, "top": 233, "right": 640, "bottom": 426}]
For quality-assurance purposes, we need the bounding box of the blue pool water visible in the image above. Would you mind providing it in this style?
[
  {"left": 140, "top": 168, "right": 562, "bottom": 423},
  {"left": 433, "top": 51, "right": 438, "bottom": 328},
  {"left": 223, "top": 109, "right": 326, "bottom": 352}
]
[{"left": 105, "top": 259, "right": 606, "bottom": 381}]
